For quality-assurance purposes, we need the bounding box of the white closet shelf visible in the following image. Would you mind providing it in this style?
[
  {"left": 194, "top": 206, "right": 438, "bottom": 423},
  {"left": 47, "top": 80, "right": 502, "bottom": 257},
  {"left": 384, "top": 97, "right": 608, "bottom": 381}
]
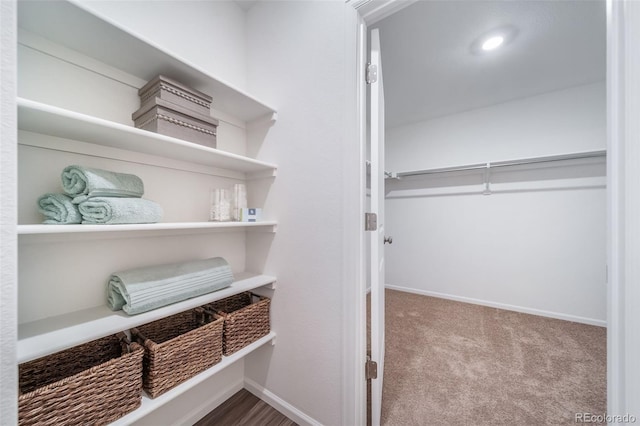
[
  {"left": 18, "top": 272, "right": 276, "bottom": 363},
  {"left": 393, "top": 150, "right": 607, "bottom": 178},
  {"left": 18, "top": 221, "right": 278, "bottom": 237},
  {"left": 18, "top": 98, "right": 278, "bottom": 175},
  {"left": 110, "top": 331, "right": 276, "bottom": 426},
  {"left": 17, "top": 0, "right": 277, "bottom": 122}
]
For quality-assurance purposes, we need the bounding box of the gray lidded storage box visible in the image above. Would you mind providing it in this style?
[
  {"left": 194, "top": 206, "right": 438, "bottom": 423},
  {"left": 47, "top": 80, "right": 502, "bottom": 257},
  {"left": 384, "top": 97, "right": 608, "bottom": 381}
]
[
  {"left": 132, "top": 97, "right": 219, "bottom": 148},
  {"left": 138, "top": 75, "right": 212, "bottom": 116}
]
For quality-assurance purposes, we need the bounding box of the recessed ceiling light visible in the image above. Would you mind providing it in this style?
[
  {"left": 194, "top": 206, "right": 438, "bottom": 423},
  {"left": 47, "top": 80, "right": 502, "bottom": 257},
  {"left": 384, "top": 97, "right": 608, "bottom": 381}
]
[
  {"left": 481, "top": 36, "right": 504, "bottom": 51},
  {"left": 470, "top": 26, "right": 518, "bottom": 55}
]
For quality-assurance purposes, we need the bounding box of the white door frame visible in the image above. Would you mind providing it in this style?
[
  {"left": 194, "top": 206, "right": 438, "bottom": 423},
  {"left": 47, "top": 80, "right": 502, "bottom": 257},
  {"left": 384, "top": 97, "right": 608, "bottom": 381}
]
[
  {"left": 346, "top": 4, "right": 417, "bottom": 426},
  {"left": 368, "top": 27, "right": 387, "bottom": 426},
  {"left": 347, "top": 0, "right": 640, "bottom": 422},
  {"left": 606, "top": 0, "right": 640, "bottom": 419}
]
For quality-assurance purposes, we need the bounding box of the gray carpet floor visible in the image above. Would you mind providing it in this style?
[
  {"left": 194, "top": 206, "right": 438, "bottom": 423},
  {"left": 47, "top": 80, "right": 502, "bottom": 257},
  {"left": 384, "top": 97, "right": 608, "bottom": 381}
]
[{"left": 378, "top": 289, "right": 606, "bottom": 426}]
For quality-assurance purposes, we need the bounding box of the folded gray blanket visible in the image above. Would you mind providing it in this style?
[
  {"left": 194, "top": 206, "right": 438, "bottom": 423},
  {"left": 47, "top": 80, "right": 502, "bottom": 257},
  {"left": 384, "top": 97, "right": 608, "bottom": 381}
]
[
  {"left": 78, "top": 197, "right": 163, "bottom": 224},
  {"left": 107, "top": 257, "right": 234, "bottom": 315},
  {"left": 37, "top": 193, "right": 82, "bottom": 224},
  {"left": 62, "top": 165, "right": 144, "bottom": 203}
]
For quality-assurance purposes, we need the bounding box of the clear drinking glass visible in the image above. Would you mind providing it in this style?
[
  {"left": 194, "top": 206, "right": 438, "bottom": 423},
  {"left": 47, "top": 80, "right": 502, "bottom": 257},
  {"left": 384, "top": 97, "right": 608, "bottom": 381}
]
[
  {"left": 231, "top": 183, "right": 247, "bottom": 221},
  {"left": 210, "top": 188, "right": 231, "bottom": 221}
]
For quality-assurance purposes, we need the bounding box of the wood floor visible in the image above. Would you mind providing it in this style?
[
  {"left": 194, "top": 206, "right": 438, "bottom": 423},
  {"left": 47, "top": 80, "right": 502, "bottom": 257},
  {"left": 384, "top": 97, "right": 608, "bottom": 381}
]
[{"left": 194, "top": 389, "right": 298, "bottom": 426}]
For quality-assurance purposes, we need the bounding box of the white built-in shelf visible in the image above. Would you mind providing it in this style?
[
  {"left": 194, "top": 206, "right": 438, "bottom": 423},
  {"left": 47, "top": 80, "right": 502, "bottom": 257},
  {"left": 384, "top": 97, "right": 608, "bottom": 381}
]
[
  {"left": 18, "top": 221, "right": 277, "bottom": 237},
  {"left": 110, "top": 331, "right": 276, "bottom": 426},
  {"left": 18, "top": 272, "right": 276, "bottom": 363},
  {"left": 16, "top": 2, "right": 280, "bottom": 423},
  {"left": 18, "top": 98, "right": 277, "bottom": 176},
  {"left": 17, "top": 0, "right": 276, "bottom": 122}
]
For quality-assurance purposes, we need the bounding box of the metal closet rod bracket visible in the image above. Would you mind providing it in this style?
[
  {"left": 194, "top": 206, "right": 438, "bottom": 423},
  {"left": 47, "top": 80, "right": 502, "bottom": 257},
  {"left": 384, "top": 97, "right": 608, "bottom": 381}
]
[
  {"left": 366, "top": 161, "right": 399, "bottom": 179},
  {"left": 483, "top": 163, "right": 492, "bottom": 195}
]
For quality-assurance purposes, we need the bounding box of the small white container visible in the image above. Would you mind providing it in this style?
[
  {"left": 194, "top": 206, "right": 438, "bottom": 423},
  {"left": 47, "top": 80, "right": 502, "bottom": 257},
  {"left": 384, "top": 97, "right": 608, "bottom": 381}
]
[{"left": 240, "top": 208, "right": 262, "bottom": 222}]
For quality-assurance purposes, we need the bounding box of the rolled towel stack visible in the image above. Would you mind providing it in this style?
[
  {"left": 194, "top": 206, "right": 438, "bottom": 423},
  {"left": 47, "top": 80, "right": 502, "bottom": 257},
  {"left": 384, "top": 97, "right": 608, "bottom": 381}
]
[
  {"left": 107, "top": 257, "right": 234, "bottom": 315},
  {"left": 79, "top": 197, "right": 163, "bottom": 224},
  {"left": 61, "top": 165, "right": 145, "bottom": 204},
  {"left": 37, "top": 193, "right": 82, "bottom": 224},
  {"left": 37, "top": 165, "right": 163, "bottom": 225}
]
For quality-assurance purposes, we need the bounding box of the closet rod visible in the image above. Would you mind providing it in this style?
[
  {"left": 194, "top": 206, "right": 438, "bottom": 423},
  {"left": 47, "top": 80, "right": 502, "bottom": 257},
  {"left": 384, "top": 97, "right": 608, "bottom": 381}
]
[{"left": 395, "top": 150, "right": 606, "bottom": 178}]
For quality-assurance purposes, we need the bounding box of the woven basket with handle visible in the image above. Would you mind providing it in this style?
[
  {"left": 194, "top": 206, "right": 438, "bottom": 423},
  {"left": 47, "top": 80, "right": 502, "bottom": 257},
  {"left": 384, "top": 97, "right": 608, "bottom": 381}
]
[
  {"left": 206, "top": 292, "right": 270, "bottom": 356},
  {"left": 131, "top": 307, "right": 223, "bottom": 398},
  {"left": 18, "top": 332, "right": 144, "bottom": 426}
]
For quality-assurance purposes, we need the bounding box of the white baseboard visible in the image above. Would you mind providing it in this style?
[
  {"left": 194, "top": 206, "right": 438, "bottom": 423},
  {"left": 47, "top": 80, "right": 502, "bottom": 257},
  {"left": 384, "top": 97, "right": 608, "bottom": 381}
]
[
  {"left": 174, "top": 379, "right": 244, "bottom": 425},
  {"left": 385, "top": 284, "right": 607, "bottom": 327},
  {"left": 244, "top": 378, "right": 322, "bottom": 426}
]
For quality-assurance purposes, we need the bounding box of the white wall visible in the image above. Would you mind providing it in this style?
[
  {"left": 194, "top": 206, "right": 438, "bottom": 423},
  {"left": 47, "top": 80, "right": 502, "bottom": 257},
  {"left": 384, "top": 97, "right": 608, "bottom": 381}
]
[
  {"left": 386, "top": 82, "right": 605, "bottom": 171},
  {"left": 385, "top": 82, "right": 607, "bottom": 325},
  {"left": 244, "top": 2, "right": 359, "bottom": 425},
  {"left": 77, "top": 0, "right": 248, "bottom": 92},
  {"left": 18, "top": 11, "right": 248, "bottom": 156}
]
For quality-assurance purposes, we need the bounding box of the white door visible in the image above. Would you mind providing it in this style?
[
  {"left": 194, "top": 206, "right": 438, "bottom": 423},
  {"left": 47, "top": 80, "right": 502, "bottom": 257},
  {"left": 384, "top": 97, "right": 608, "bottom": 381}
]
[{"left": 369, "top": 27, "right": 386, "bottom": 426}]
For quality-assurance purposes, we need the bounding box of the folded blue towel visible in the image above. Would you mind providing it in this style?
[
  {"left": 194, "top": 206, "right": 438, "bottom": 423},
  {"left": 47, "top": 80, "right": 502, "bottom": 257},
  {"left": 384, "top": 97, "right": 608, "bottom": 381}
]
[
  {"left": 78, "top": 197, "right": 163, "bottom": 224},
  {"left": 107, "top": 257, "right": 234, "bottom": 315},
  {"left": 62, "top": 165, "right": 144, "bottom": 203},
  {"left": 37, "top": 193, "right": 82, "bottom": 224}
]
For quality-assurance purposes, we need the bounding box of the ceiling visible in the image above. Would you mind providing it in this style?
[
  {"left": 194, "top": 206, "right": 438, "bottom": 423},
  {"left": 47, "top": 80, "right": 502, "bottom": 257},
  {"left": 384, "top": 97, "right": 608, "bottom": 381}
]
[
  {"left": 234, "top": 0, "right": 258, "bottom": 12},
  {"left": 371, "top": 0, "right": 606, "bottom": 128}
]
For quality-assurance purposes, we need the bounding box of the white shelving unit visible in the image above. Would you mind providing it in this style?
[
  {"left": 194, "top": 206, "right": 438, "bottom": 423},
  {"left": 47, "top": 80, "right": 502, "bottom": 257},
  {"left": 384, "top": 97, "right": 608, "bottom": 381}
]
[
  {"left": 18, "top": 98, "right": 277, "bottom": 177},
  {"left": 16, "top": 0, "right": 279, "bottom": 423},
  {"left": 392, "top": 150, "right": 607, "bottom": 178},
  {"left": 17, "top": 222, "right": 278, "bottom": 245},
  {"left": 385, "top": 150, "right": 607, "bottom": 198},
  {"left": 18, "top": 0, "right": 277, "bottom": 122},
  {"left": 18, "top": 273, "right": 276, "bottom": 363},
  {"left": 18, "top": 221, "right": 278, "bottom": 236}
]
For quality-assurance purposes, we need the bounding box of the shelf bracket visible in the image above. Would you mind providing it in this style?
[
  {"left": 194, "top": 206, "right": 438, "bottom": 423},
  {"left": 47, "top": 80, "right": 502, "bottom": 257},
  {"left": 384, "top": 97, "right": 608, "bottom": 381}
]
[
  {"left": 384, "top": 171, "right": 399, "bottom": 179},
  {"left": 482, "top": 163, "right": 492, "bottom": 195},
  {"left": 247, "top": 168, "right": 277, "bottom": 180},
  {"left": 249, "top": 111, "right": 278, "bottom": 127}
]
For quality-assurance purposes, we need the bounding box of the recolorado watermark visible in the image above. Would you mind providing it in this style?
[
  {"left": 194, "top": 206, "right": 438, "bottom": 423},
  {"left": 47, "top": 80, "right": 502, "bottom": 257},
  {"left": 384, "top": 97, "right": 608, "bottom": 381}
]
[{"left": 575, "top": 413, "right": 637, "bottom": 423}]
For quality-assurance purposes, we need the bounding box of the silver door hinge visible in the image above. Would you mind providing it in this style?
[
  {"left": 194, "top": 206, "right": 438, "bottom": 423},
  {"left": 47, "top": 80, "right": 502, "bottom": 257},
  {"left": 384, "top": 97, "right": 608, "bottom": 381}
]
[
  {"left": 365, "top": 357, "right": 378, "bottom": 380},
  {"left": 366, "top": 63, "right": 378, "bottom": 84},
  {"left": 365, "top": 212, "right": 377, "bottom": 231}
]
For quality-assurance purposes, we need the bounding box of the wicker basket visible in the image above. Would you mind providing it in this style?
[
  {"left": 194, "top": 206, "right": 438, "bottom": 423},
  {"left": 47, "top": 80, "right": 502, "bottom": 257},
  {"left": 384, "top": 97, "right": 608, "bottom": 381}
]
[
  {"left": 131, "top": 307, "right": 224, "bottom": 398},
  {"left": 206, "top": 292, "right": 271, "bottom": 356},
  {"left": 18, "top": 333, "right": 144, "bottom": 426}
]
